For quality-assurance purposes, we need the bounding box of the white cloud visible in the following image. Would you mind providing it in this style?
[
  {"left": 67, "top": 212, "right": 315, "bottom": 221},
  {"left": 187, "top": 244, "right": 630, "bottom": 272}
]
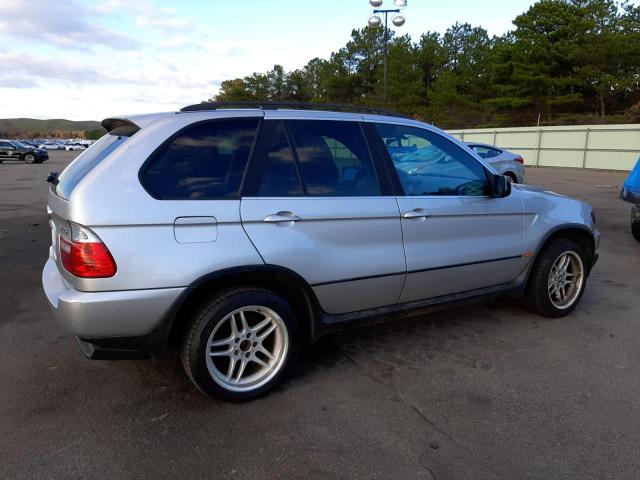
[
  {"left": 0, "top": 0, "right": 138, "bottom": 50},
  {"left": 0, "top": 77, "right": 38, "bottom": 88},
  {"left": 0, "top": 51, "right": 217, "bottom": 90},
  {"left": 135, "top": 15, "right": 190, "bottom": 31},
  {"left": 157, "top": 36, "right": 192, "bottom": 49},
  {"left": 0, "top": 1, "right": 288, "bottom": 120}
]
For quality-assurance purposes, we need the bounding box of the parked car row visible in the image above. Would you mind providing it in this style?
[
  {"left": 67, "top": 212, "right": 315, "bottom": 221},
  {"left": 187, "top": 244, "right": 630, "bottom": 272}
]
[
  {"left": 0, "top": 138, "right": 95, "bottom": 163},
  {"left": 0, "top": 139, "right": 49, "bottom": 163},
  {"left": 14, "top": 139, "right": 93, "bottom": 151}
]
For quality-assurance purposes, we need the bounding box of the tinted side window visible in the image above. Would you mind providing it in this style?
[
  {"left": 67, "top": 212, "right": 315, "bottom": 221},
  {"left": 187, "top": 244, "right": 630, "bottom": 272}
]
[
  {"left": 142, "top": 119, "right": 259, "bottom": 200},
  {"left": 287, "top": 120, "right": 380, "bottom": 197},
  {"left": 376, "top": 124, "right": 490, "bottom": 197},
  {"left": 254, "top": 122, "right": 303, "bottom": 197}
]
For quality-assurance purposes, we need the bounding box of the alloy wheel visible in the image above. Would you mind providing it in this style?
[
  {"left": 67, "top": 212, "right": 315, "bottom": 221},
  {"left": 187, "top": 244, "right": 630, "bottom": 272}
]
[
  {"left": 205, "top": 306, "right": 289, "bottom": 392},
  {"left": 547, "top": 251, "right": 584, "bottom": 310}
]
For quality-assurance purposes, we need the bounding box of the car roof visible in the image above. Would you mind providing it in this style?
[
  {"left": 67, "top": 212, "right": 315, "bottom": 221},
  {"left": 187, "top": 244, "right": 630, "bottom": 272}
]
[
  {"left": 103, "top": 107, "right": 439, "bottom": 135},
  {"left": 464, "top": 142, "right": 502, "bottom": 149}
]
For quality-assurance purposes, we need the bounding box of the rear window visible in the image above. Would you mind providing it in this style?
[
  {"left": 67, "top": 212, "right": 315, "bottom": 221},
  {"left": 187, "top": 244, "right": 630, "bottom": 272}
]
[
  {"left": 140, "top": 119, "right": 259, "bottom": 200},
  {"left": 54, "top": 124, "right": 137, "bottom": 200},
  {"left": 471, "top": 145, "right": 502, "bottom": 159}
]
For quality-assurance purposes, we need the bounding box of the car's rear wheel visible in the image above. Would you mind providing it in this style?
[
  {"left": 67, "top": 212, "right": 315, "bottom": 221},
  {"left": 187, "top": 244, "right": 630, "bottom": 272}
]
[
  {"left": 504, "top": 172, "right": 518, "bottom": 183},
  {"left": 632, "top": 220, "right": 640, "bottom": 242},
  {"left": 524, "top": 238, "right": 589, "bottom": 317},
  {"left": 181, "top": 288, "right": 298, "bottom": 401},
  {"left": 24, "top": 154, "right": 35, "bottom": 164}
]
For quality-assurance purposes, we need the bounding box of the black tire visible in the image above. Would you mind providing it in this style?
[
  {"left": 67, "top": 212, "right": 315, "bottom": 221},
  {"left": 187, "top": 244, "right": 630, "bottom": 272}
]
[
  {"left": 505, "top": 172, "right": 518, "bottom": 183},
  {"left": 524, "top": 238, "right": 589, "bottom": 317},
  {"left": 632, "top": 221, "right": 640, "bottom": 242},
  {"left": 181, "top": 288, "right": 298, "bottom": 401}
]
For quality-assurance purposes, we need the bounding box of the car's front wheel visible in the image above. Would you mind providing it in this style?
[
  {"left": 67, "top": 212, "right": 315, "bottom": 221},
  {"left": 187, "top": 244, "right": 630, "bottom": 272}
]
[
  {"left": 524, "top": 238, "right": 589, "bottom": 317},
  {"left": 181, "top": 288, "right": 298, "bottom": 401}
]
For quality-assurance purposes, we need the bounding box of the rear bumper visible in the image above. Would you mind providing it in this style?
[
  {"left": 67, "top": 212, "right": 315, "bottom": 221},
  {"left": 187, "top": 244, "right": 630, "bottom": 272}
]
[
  {"left": 75, "top": 336, "right": 150, "bottom": 360},
  {"left": 42, "top": 257, "right": 184, "bottom": 340},
  {"left": 514, "top": 166, "right": 524, "bottom": 184}
]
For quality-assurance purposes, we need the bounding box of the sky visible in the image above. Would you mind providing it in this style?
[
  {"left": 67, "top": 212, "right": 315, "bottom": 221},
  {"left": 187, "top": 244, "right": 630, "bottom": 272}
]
[{"left": 0, "top": 0, "right": 538, "bottom": 121}]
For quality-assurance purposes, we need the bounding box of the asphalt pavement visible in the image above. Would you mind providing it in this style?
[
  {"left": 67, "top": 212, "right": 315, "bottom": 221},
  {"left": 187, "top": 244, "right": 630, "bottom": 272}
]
[{"left": 1, "top": 151, "right": 639, "bottom": 479}]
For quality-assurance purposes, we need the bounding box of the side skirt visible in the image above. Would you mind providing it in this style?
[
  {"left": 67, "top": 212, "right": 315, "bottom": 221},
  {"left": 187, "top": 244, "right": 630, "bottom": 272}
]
[{"left": 315, "top": 281, "right": 524, "bottom": 338}]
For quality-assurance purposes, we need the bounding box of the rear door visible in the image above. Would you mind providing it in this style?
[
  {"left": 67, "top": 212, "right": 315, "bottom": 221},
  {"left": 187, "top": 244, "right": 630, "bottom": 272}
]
[
  {"left": 372, "top": 122, "right": 524, "bottom": 303},
  {"left": 241, "top": 119, "right": 406, "bottom": 315}
]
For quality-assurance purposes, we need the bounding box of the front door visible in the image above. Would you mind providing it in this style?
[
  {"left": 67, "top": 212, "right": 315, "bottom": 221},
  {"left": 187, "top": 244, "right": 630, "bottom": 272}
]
[
  {"left": 0, "top": 141, "right": 15, "bottom": 159},
  {"left": 241, "top": 119, "right": 406, "bottom": 314},
  {"left": 373, "top": 122, "right": 524, "bottom": 303}
]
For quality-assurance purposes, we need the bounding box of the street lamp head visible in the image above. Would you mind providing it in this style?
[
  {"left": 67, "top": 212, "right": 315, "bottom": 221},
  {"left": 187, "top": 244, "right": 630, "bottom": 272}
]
[
  {"left": 368, "top": 15, "right": 382, "bottom": 28},
  {"left": 369, "top": 0, "right": 383, "bottom": 7},
  {"left": 392, "top": 14, "right": 405, "bottom": 27},
  {"left": 394, "top": 0, "right": 407, "bottom": 6}
]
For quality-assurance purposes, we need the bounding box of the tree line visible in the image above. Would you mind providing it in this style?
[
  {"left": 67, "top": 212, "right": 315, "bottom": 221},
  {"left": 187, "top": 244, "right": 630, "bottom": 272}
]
[
  {"left": 0, "top": 129, "right": 105, "bottom": 140},
  {"left": 213, "top": 0, "right": 640, "bottom": 129}
]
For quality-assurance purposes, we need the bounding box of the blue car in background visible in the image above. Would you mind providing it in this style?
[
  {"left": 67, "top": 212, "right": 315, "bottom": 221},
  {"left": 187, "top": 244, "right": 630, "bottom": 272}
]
[{"left": 620, "top": 158, "right": 640, "bottom": 242}]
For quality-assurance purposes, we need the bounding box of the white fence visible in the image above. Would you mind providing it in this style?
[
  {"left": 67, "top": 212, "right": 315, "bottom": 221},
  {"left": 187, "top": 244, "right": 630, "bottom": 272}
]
[{"left": 448, "top": 124, "right": 640, "bottom": 171}]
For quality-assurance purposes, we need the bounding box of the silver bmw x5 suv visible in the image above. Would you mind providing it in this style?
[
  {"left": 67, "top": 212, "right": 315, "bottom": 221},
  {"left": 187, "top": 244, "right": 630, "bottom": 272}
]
[{"left": 42, "top": 103, "right": 600, "bottom": 401}]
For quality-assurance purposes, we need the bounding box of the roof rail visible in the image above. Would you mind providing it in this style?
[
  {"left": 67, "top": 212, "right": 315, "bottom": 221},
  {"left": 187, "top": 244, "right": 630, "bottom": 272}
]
[{"left": 179, "top": 101, "right": 410, "bottom": 118}]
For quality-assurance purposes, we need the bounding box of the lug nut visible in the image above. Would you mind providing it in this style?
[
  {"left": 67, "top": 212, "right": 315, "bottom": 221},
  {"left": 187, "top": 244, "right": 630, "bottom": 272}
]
[
  {"left": 245, "top": 352, "right": 250, "bottom": 358},
  {"left": 234, "top": 350, "right": 239, "bottom": 355},
  {"left": 253, "top": 342, "right": 257, "bottom": 347}
]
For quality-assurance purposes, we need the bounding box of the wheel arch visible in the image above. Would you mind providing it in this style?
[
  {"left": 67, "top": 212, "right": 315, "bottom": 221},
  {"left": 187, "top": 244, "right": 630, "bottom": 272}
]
[
  {"left": 162, "top": 265, "right": 320, "bottom": 353},
  {"left": 532, "top": 225, "right": 596, "bottom": 275}
]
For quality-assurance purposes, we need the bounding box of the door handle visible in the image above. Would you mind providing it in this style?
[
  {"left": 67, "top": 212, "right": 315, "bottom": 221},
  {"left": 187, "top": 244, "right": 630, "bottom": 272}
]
[
  {"left": 402, "top": 209, "right": 431, "bottom": 220},
  {"left": 263, "top": 211, "right": 301, "bottom": 224}
]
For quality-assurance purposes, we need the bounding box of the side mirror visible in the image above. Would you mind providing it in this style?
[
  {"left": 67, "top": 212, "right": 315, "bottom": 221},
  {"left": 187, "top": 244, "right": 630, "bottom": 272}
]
[{"left": 492, "top": 174, "right": 512, "bottom": 198}]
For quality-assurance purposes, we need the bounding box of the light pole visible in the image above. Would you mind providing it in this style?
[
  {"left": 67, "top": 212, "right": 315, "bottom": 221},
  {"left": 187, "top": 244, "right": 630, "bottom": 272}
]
[{"left": 368, "top": 0, "right": 407, "bottom": 106}]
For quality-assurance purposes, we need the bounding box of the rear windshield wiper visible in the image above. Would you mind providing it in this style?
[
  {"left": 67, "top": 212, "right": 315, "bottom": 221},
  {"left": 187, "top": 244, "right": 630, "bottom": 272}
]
[{"left": 46, "top": 171, "right": 59, "bottom": 186}]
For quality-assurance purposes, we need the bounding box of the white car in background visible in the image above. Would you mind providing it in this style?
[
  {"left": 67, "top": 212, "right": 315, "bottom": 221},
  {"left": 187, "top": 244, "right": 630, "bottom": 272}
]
[
  {"left": 65, "top": 144, "right": 86, "bottom": 151},
  {"left": 39, "top": 142, "right": 64, "bottom": 150},
  {"left": 465, "top": 142, "right": 525, "bottom": 183}
]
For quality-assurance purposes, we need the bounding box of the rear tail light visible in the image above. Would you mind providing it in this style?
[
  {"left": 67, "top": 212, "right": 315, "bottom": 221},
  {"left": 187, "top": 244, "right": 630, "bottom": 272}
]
[
  {"left": 59, "top": 223, "right": 116, "bottom": 278},
  {"left": 514, "top": 156, "right": 524, "bottom": 164}
]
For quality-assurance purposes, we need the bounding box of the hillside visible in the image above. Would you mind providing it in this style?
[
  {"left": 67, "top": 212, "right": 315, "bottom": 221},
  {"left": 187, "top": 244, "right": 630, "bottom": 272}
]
[{"left": 0, "top": 118, "right": 105, "bottom": 139}]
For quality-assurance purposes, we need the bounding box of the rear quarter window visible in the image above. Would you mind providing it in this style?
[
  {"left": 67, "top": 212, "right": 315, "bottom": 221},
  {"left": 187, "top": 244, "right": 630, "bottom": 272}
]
[
  {"left": 140, "top": 118, "right": 259, "bottom": 200},
  {"left": 54, "top": 124, "right": 137, "bottom": 200}
]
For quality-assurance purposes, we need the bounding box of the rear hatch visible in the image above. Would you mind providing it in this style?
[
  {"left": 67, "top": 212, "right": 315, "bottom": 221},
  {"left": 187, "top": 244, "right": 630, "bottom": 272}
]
[{"left": 47, "top": 118, "right": 140, "bottom": 279}]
